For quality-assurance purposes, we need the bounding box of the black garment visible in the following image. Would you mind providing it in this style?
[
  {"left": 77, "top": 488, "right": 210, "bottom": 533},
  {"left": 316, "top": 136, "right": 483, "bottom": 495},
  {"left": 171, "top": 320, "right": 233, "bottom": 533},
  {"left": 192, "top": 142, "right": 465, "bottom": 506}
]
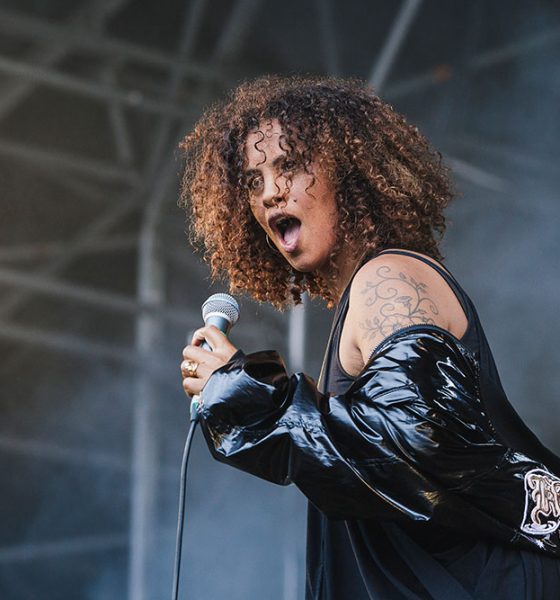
[
  {"left": 198, "top": 250, "right": 560, "bottom": 600},
  {"left": 307, "top": 249, "right": 560, "bottom": 599}
]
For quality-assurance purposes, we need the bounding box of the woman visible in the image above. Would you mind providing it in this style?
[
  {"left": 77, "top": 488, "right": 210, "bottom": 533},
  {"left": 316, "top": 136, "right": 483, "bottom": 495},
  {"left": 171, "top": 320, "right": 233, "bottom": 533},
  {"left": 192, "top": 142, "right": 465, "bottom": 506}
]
[{"left": 179, "top": 75, "right": 560, "bottom": 599}]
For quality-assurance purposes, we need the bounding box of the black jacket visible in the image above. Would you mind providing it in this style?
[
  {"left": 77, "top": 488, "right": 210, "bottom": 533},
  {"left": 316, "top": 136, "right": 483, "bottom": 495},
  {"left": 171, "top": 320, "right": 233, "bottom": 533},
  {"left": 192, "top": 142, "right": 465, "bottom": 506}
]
[{"left": 198, "top": 326, "right": 560, "bottom": 558}]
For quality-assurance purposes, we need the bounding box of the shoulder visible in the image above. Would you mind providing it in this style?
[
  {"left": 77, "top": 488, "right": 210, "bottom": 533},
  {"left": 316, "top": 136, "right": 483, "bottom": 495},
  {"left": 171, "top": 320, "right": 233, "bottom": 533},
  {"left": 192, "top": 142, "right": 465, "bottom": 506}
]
[{"left": 345, "top": 251, "right": 453, "bottom": 362}]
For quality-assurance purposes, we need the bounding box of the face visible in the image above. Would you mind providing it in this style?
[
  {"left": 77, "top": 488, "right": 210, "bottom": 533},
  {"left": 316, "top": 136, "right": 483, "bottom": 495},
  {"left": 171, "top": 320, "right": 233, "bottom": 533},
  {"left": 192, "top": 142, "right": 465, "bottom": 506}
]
[{"left": 243, "top": 119, "right": 339, "bottom": 274}]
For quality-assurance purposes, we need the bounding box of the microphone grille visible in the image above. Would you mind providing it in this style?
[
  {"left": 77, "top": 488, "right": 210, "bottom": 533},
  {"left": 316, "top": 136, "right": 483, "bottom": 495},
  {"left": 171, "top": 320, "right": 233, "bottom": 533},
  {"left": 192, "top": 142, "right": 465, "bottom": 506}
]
[{"left": 202, "top": 293, "right": 240, "bottom": 325}]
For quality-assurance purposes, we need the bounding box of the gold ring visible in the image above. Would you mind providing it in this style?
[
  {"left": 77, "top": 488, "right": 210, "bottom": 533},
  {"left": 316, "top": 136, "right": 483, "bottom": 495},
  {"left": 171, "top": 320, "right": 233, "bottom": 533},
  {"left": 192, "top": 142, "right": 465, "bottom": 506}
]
[{"left": 183, "top": 359, "right": 199, "bottom": 378}]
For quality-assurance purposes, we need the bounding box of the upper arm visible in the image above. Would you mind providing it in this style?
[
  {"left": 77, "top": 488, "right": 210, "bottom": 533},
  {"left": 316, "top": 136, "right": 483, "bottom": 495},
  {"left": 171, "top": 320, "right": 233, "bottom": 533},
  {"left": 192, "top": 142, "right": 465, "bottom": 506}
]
[{"left": 346, "top": 255, "right": 451, "bottom": 363}]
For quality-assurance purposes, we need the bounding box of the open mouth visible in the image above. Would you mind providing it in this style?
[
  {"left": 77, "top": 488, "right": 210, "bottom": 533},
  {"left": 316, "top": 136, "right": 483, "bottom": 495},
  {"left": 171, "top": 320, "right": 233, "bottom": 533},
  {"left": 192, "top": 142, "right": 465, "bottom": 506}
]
[{"left": 271, "top": 216, "right": 301, "bottom": 252}]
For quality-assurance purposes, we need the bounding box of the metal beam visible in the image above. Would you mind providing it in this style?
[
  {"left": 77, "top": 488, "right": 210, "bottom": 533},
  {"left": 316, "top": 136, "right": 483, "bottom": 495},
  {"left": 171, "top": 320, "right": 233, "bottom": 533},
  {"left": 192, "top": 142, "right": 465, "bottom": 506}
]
[
  {"left": 103, "top": 63, "right": 135, "bottom": 166},
  {"left": 0, "top": 434, "right": 129, "bottom": 472},
  {"left": 212, "top": 0, "right": 265, "bottom": 63},
  {"left": 0, "top": 434, "right": 178, "bottom": 479},
  {"left": 0, "top": 195, "right": 141, "bottom": 318},
  {"left": 384, "top": 25, "right": 560, "bottom": 100},
  {"left": 0, "top": 138, "right": 138, "bottom": 184},
  {"left": 446, "top": 156, "right": 508, "bottom": 193},
  {"left": 0, "top": 54, "right": 189, "bottom": 118},
  {"left": 0, "top": 265, "right": 197, "bottom": 326},
  {"left": 315, "top": 0, "right": 340, "bottom": 75},
  {"left": 0, "top": 0, "right": 129, "bottom": 121},
  {"left": 368, "top": 0, "right": 423, "bottom": 92},
  {"left": 451, "top": 134, "right": 560, "bottom": 178},
  {"left": 0, "top": 534, "right": 128, "bottom": 563},
  {"left": 0, "top": 320, "right": 142, "bottom": 366},
  {"left": 0, "top": 236, "right": 137, "bottom": 263},
  {"left": 0, "top": 7, "right": 224, "bottom": 87}
]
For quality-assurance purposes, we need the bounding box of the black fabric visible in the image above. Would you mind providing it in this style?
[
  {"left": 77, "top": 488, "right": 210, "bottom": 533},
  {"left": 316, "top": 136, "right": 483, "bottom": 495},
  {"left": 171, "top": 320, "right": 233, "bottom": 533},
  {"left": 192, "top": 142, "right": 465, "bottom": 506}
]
[{"left": 306, "top": 249, "right": 560, "bottom": 599}]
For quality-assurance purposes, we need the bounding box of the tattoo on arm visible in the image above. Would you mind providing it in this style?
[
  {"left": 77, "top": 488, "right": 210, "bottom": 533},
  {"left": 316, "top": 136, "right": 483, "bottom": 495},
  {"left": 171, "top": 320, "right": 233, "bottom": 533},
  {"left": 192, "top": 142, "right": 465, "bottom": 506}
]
[{"left": 359, "top": 265, "right": 439, "bottom": 345}]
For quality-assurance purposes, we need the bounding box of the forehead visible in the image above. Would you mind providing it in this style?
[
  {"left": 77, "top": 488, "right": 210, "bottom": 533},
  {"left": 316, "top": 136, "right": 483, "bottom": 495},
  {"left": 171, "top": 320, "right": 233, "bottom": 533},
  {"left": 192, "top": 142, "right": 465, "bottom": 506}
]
[{"left": 244, "top": 119, "right": 287, "bottom": 168}]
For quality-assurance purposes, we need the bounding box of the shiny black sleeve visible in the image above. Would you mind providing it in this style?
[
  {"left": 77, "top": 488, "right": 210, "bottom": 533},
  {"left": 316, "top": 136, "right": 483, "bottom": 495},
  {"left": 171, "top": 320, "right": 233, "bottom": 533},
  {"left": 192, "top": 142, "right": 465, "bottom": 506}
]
[{"left": 198, "top": 329, "right": 559, "bottom": 553}]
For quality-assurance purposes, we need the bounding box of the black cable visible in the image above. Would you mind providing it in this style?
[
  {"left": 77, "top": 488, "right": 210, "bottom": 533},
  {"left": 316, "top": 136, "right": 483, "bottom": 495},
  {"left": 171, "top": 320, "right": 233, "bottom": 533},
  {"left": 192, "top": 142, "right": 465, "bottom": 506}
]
[{"left": 171, "top": 403, "right": 199, "bottom": 600}]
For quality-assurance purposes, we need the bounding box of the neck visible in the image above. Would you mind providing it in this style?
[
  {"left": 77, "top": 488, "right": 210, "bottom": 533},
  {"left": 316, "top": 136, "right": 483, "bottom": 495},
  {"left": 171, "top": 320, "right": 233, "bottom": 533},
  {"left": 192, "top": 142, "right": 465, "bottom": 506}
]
[{"left": 320, "top": 246, "right": 364, "bottom": 304}]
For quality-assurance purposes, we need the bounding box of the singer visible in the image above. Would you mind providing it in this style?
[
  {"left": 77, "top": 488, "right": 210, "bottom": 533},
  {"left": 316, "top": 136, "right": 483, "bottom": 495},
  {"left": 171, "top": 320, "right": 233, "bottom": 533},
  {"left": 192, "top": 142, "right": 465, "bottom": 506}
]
[{"left": 179, "top": 76, "right": 560, "bottom": 599}]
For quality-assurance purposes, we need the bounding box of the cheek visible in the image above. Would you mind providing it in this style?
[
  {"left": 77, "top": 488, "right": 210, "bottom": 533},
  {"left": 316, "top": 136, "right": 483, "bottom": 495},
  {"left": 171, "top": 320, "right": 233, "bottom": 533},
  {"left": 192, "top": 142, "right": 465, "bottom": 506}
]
[{"left": 249, "top": 205, "right": 268, "bottom": 232}]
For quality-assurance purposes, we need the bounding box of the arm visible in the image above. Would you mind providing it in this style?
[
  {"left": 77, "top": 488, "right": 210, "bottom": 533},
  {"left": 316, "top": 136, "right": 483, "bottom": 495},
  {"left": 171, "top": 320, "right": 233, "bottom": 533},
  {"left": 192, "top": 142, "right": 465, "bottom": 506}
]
[{"left": 199, "top": 329, "right": 560, "bottom": 555}]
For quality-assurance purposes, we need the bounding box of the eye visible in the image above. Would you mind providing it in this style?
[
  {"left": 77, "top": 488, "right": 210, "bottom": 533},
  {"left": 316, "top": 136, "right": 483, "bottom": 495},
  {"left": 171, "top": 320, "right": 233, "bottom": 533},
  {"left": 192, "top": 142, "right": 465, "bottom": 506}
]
[{"left": 246, "top": 174, "right": 263, "bottom": 193}]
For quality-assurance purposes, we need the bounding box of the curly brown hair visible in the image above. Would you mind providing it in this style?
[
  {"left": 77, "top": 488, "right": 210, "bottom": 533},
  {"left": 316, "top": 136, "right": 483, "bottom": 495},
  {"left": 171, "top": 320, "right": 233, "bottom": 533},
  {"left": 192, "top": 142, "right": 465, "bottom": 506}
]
[{"left": 179, "top": 74, "right": 453, "bottom": 308}]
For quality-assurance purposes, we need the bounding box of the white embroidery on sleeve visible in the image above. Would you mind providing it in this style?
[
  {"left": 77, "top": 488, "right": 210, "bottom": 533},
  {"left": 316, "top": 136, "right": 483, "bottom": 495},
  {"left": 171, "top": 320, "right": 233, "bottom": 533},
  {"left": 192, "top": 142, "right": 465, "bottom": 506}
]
[{"left": 521, "top": 468, "right": 560, "bottom": 536}]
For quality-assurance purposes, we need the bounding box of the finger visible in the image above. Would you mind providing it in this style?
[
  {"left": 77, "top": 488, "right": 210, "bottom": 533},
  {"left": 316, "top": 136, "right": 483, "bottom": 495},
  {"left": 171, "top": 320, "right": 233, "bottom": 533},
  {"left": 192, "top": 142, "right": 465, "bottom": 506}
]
[
  {"left": 191, "top": 325, "right": 231, "bottom": 351},
  {"left": 180, "top": 358, "right": 216, "bottom": 382},
  {"left": 182, "top": 344, "right": 214, "bottom": 362},
  {"left": 182, "top": 377, "right": 204, "bottom": 396}
]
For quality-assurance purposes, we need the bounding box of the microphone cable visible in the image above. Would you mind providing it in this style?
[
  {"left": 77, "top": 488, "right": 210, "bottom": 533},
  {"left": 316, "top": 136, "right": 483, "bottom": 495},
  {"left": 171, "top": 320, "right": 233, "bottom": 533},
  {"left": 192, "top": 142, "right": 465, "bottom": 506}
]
[
  {"left": 171, "top": 292, "right": 239, "bottom": 599},
  {"left": 171, "top": 398, "right": 200, "bottom": 600}
]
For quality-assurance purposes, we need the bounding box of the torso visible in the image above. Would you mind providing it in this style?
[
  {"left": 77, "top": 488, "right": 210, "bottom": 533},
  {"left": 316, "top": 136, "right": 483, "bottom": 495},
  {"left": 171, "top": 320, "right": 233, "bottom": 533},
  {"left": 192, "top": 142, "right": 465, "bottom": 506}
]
[{"left": 309, "top": 247, "right": 560, "bottom": 600}]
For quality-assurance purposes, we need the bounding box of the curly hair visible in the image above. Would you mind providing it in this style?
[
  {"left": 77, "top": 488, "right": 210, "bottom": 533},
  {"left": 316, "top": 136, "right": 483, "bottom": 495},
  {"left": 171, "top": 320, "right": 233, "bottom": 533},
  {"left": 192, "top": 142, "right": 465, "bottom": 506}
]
[{"left": 179, "top": 74, "right": 454, "bottom": 308}]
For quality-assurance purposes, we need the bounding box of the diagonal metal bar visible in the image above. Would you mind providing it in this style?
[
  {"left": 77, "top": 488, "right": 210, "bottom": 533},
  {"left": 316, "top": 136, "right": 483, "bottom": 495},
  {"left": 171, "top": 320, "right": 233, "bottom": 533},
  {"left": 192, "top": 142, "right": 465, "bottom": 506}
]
[
  {"left": 0, "top": 7, "right": 224, "bottom": 99},
  {"left": 368, "top": 0, "right": 423, "bottom": 92},
  {"left": 0, "top": 138, "right": 138, "bottom": 184},
  {"left": 0, "top": 265, "right": 198, "bottom": 325},
  {"left": 0, "top": 0, "right": 129, "bottom": 121},
  {"left": 315, "top": 0, "right": 340, "bottom": 75},
  {"left": 0, "top": 534, "right": 129, "bottom": 563},
  {"left": 0, "top": 320, "right": 143, "bottom": 366},
  {"left": 0, "top": 529, "right": 175, "bottom": 563},
  {"left": 212, "top": 0, "right": 265, "bottom": 63},
  {"left": 0, "top": 236, "right": 137, "bottom": 263},
  {"left": 0, "top": 435, "right": 178, "bottom": 479},
  {"left": 384, "top": 25, "right": 560, "bottom": 100},
  {"left": 103, "top": 63, "right": 135, "bottom": 166},
  {"left": 0, "top": 435, "right": 130, "bottom": 473},
  {"left": 446, "top": 156, "right": 508, "bottom": 193},
  {"left": 0, "top": 196, "right": 142, "bottom": 318},
  {"left": 450, "top": 134, "right": 560, "bottom": 178},
  {"left": 0, "top": 54, "right": 188, "bottom": 118}
]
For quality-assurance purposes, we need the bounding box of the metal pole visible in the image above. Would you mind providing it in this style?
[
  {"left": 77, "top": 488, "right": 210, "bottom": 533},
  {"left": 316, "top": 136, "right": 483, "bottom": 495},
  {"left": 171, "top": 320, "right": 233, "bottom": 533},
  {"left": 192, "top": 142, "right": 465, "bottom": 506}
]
[
  {"left": 368, "top": 0, "right": 423, "bottom": 92},
  {"left": 315, "top": 0, "right": 340, "bottom": 75},
  {"left": 283, "top": 295, "right": 307, "bottom": 600},
  {"left": 128, "top": 0, "right": 208, "bottom": 595}
]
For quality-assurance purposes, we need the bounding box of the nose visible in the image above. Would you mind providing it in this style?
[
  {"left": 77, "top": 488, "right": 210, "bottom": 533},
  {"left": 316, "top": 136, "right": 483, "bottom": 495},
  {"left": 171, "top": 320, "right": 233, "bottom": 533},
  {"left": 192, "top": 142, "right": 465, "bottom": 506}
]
[{"left": 261, "top": 177, "right": 287, "bottom": 209}]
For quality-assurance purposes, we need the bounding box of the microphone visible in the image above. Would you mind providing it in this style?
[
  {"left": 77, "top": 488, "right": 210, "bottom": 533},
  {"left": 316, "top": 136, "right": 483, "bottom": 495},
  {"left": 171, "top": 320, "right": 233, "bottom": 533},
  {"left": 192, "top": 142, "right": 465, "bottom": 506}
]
[
  {"left": 191, "top": 293, "right": 240, "bottom": 418},
  {"left": 200, "top": 292, "right": 240, "bottom": 350},
  {"left": 173, "top": 293, "right": 239, "bottom": 600}
]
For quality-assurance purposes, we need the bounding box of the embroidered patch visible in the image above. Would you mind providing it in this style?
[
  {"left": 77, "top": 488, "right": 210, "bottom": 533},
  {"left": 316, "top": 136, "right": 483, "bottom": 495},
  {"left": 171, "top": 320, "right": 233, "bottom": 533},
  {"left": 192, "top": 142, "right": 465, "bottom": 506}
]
[{"left": 521, "top": 468, "right": 560, "bottom": 536}]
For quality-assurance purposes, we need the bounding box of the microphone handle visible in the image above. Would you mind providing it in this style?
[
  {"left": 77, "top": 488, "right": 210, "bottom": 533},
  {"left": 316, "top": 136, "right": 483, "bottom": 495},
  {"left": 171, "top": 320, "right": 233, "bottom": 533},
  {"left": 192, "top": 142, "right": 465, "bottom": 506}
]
[{"left": 191, "top": 314, "right": 232, "bottom": 418}]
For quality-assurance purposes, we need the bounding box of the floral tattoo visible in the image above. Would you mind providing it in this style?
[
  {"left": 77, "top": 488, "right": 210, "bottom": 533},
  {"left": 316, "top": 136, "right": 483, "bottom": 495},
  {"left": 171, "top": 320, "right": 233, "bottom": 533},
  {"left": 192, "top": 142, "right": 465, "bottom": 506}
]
[{"left": 359, "top": 265, "right": 438, "bottom": 344}]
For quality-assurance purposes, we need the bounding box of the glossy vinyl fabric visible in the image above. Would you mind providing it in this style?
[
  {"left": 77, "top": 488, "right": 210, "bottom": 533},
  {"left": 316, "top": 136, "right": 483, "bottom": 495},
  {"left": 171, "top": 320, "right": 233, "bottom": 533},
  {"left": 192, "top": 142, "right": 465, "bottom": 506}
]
[{"left": 199, "top": 327, "right": 560, "bottom": 558}]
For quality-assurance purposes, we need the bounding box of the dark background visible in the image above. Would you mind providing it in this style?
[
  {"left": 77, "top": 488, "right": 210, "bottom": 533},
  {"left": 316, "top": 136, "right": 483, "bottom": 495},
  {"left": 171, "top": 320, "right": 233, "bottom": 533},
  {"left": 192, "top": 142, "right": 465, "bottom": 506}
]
[{"left": 0, "top": 1, "right": 559, "bottom": 598}]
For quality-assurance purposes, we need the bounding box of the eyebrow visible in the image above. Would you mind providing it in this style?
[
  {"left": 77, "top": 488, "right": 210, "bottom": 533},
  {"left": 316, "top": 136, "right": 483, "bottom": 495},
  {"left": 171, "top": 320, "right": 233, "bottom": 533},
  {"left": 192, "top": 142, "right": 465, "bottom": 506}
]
[{"left": 243, "top": 154, "right": 288, "bottom": 176}]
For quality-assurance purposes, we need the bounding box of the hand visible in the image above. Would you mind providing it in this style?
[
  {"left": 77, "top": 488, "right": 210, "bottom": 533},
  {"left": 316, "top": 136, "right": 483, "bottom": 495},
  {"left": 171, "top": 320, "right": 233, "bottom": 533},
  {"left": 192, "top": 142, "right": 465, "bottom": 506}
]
[{"left": 181, "top": 325, "right": 238, "bottom": 396}]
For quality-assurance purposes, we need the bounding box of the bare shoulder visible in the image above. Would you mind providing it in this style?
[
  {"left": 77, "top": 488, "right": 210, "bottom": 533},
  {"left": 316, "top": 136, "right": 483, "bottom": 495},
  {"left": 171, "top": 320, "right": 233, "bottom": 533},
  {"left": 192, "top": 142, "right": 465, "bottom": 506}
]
[{"left": 345, "top": 252, "right": 456, "bottom": 363}]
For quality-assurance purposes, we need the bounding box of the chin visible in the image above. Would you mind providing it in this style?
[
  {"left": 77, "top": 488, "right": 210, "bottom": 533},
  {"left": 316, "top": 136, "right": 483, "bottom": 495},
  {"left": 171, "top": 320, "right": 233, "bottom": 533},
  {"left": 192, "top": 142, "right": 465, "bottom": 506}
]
[{"left": 285, "top": 252, "right": 330, "bottom": 274}]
